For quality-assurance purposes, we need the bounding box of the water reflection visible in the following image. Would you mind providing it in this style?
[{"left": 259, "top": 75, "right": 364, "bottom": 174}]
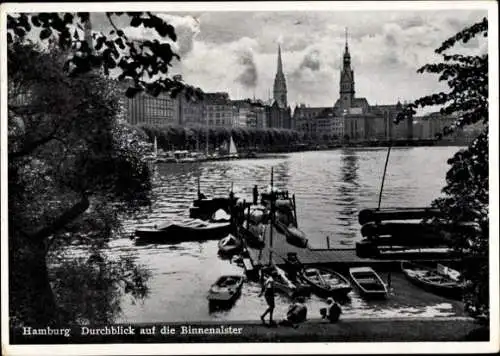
[{"left": 335, "top": 149, "right": 360, "bottom": 244}]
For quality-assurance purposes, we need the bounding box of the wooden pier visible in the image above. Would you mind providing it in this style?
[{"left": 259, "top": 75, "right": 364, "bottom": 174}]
[{"left": 246, "top": 225, "right": 459, "bottom": 272}]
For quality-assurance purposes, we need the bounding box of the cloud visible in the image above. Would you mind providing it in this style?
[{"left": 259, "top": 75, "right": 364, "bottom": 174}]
[
  {"left": 299, "top": 50, "right": 321, "bottom": 71},
  {"left": 236, "top": 49, "right": 258, "bottom": 88},
  {"left": 158, "top": 14, "right": 200, "bottom": 57}
]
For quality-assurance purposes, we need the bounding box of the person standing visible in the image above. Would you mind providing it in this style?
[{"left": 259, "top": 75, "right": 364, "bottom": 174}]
[
  {"left": 253, "top": 185, "right": 259, "bottom": 205},
  {"left": 259, "top": 269, "right": 276, "bottom": 325}
]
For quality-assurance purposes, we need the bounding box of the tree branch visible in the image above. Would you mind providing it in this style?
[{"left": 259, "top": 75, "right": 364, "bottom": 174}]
[{"left": 29, "top": 194, "right": 90, "bottom": 241}]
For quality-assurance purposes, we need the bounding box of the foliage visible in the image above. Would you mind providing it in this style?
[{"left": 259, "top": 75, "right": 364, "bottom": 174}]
[
  {"left": 138, "top": 124, "right": 303, "bottom": 152},
  {"left": 396, "top": 17, "right": 487, "bottom": 137},
  {"left": 399, "top": 18, "right": 489, "bottom": 321},
  {"left": 6, "top": 12, "right": 203, "bottom": 101},
  {"left": 8, "top": 42, "right": 153, "bottom": 326}
]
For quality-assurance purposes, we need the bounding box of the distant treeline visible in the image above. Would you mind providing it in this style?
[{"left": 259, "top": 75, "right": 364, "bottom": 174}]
[{"left": 137, "top": 124, "right": 304, "bottom": 152}]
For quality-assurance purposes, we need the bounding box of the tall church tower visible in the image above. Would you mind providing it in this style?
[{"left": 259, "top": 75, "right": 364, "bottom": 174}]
[
  {"left": 339, "top": 28, "right": 355, "bottom": 110},
  {"left": 273, "top": 44, "right": 288, "bottom": 108}
]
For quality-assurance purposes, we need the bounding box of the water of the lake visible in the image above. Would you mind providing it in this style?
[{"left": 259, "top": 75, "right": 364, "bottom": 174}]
[{"left": 111, "top": 146, "right": 465, "bottom": 323}]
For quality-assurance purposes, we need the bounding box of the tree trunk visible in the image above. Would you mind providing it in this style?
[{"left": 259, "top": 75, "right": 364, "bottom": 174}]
[{"left": 10, "top": 235, "right": 59, "bottom": 326}]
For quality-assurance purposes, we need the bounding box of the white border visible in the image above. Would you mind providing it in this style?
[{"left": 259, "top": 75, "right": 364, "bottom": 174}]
[{"left": 1, "top": 1, "right": 498, "bottom": 355}]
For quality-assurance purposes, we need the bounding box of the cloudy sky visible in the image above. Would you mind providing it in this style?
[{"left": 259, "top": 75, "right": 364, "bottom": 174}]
[{"left": 91, "top": 8, "right": 487, "bottom": 108}]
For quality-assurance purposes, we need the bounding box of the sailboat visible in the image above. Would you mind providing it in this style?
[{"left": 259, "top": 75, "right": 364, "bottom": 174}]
[{"left": 228, "top": 136, "right": 239, "bottom": 159}]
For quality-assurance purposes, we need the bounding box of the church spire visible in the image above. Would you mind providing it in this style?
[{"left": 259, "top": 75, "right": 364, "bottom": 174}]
[
  {"left": 345, "top": 27, "right": 349, "bottom": 51},
  {"left": 343, "top": 27, "right": 351, "bottom": 67},
  {"left": 339, "top": 28, "right": 354, "bottom": 109},
  {"left": 277, "top": 44, "right": 283, "bottom": 74},
  {"left": 273, "top": 43, "right": 287, "bottom": 108}
]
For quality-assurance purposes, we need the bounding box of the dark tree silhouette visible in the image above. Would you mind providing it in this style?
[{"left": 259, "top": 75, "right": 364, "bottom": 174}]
[{"left": 6, "top": 12, "right": 194, "bottom": 326}]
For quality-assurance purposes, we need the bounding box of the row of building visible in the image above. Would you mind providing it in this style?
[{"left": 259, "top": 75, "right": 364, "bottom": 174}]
[
  {"left": 121, "top": 45, "right": 292, "bottom": 131},
  {"left": 122, "top": 87, "right": 292, "bottom": 130},
  {"left": 120, "top": 30, "right": 480, "bottom": 143}
]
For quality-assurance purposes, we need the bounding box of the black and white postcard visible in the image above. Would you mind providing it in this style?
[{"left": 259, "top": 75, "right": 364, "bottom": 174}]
[{"left": 1, "top": 1, "right": 498, "bottom": 355}]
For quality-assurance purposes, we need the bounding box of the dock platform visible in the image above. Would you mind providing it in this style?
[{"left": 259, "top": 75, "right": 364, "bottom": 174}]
[{"left": 246, "top": 225, "right": 458, "bottom": 272}]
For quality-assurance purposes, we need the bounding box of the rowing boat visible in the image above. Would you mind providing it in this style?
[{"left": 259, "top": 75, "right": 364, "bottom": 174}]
[
  {"left": 349, "top": 267, "right": 387, "bottom": 299},
  {"left": 401, "top": 261, "right": 463, "bottom": 300},
  {"left": 300, "top": 267, "right": 352, "bottom": 298}
]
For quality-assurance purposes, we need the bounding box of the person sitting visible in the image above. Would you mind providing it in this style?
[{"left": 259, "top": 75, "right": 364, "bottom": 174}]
[
  {"left": 280, "top": 296, "right": 307, "bottom": 328},
  {"left": 320, "top": 297, "right": 341, "bottom": 323}
]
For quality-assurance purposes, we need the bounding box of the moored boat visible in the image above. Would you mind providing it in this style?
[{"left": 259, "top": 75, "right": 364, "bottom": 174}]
[
  {"left": 275, "top": 221, "right": 308, "bottom": 248},
  {"left": 134, "top": 219, "right": 231, "bottom": 244},
  {"left": 218, "top": 233, "right": 243, "bottom": 256},
  {"left": 349, "top": 267, "right": 388, "bottom": 299},
  {"left": 358, "top": 207, "right": 442, "bottom": 225},
  {"left": 261, "top": 265, "right": 311, "bottom": 298},
  {"left": 300, "top": 267, "right": 352, "bottom": 298},
  {"left": 401, "top": 261, "right": 463, "bottom": 300},
  {"left": 207, "top": 275, "right": 244, "bottom": 309}
]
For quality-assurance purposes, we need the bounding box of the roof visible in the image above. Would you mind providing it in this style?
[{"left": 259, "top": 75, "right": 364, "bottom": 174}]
[
  {"left": 203, "top": 92, "right": 231, "bottom": 104},
  {"left": 293, "top": 106, "right": 332, "bottom": 118},
  {"left": 352, "top": 98, "right": 370, "bottom": 107}
]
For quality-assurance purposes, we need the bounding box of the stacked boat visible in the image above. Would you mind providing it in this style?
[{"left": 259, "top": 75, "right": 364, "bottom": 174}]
[{"left": 355, "top": 207, "right": 482, "bottom": 258}]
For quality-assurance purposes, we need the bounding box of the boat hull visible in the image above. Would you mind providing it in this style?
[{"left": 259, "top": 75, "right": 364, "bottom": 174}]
[
  {"left": 300, "top": 268, "right": 352, "bottom": 299},
  {"left": 401, "top": 262, "right": 463, "bottom": 300},
  {"left": 349, "top": 267, "right": 388, "bottom": 299},
  {"left": 207, "top": 276, "right": 244, "bottom": 310},
  {"left": 190, "top": 197, "right": 237, "bottom": 220},
  {"left": 358, "top": 208, "right": 442, "bottom": 225},
  {"left": 135, "top": 223, "right": 232, "bottom": 244},
  {"left": 217, "top": 234, "right": 243, "bottom": 256}
]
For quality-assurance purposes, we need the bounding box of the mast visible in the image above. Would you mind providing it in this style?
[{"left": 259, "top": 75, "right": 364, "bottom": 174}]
[
  {"left": 269, "top": 167, "right": 274, "bottom": 265},
  {"left": 205, "top": 116, "right": 209, "bottom": 155},
  {"left": 377, "top": 145, "right": 392, "bottom": 209}
]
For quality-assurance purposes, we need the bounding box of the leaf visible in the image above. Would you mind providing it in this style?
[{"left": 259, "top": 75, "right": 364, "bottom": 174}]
[
  {"left": 115, "top": 38, "right": 125, "bottom": 50},
  {"left": 14, "top": 27, "right": 26, "bottom": 38},
  {"left": 77, "top": 12, "right": 90, "bottom": 24},
  {"left": 125, "top": 87, "right": 142, "bottom": 98},
  {"left": 63, "top": 13, "right": 74, "bottom": 24},
  {"left": 31, "top": 15, "right": 41, "bottom": 27},
  {"left": 130, "top": 17, "right": 142, "bottom": 27},
  {"left": 40, "top": 28, "right": 52, "bottom": 40}
]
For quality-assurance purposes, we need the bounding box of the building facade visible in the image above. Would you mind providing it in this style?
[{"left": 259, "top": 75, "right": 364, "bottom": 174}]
[
  {"left": 125, "top": 91, "right": 178, "bottom": 126},
  {"left": 202, "top": 92, "right": 236, "bottom": 128}
]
